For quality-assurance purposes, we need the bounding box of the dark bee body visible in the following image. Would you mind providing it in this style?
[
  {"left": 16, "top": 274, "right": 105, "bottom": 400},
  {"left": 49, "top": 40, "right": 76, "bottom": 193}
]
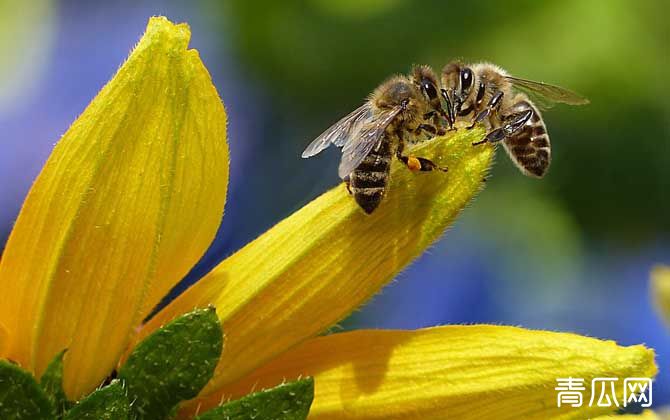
[
  {"left": 349, "top": 135, "right": 393, "bottom": 213},
  {"left": 502, "top": 98, "right": 550, "bottom": 177},
  {"left": 302, "top": 67, "right": 449, "bottom": 214},
  {"left": 441, "top": 61, "right": 588, "bottom": 178}
]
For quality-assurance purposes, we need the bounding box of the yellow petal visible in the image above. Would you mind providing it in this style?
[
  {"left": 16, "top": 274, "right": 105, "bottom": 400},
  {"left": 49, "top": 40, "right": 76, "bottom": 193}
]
[
  {"left": 142, "top": 129, "right": 491, "bottom": 393},
  {"left": 593, "top": 410, "right": 665, "bottom": 419},
  {"left": 183, "top": 326, "right": 657, "bottom": 420},
  {"left": 0, "top": 321, "right": 8, "bottom": 356},
  {"left": 651, "top": 265, "right": 670, "bottom": 326},
  {"left": 0, "top": 16, "right": 228, "bottom": 398}
]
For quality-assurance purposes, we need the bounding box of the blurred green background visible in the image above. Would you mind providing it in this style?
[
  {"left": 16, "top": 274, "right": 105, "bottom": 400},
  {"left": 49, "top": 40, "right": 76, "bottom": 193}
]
[
  {"left": 1, "top": 0, "right": 668, "bottom": 408},
  {"left": 222, "top": 0, "right": 669, "bottom": 239}
]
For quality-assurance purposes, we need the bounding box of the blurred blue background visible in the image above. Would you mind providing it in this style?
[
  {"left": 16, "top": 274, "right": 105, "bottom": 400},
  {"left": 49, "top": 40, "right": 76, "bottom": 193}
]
[{"left": 1, "top": 0, "right": 668, "bottom": 409}]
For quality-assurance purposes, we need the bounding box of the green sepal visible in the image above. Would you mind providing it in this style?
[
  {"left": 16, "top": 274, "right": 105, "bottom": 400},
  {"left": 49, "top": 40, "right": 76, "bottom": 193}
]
[
  {"left": 62, "top": 380, "right": 129, "bottom": 420},
  {"left": 119, "top": 306, "right": 223, "bottom": 419},
  {"left": 39, "top": 349, "right": 71, "bottom": 416},
  {"left": 196, "top": 377, "right": 314, "bottom": 420},
  {"left": 0, "top": 360, "right": 54, "bottom": 420}
]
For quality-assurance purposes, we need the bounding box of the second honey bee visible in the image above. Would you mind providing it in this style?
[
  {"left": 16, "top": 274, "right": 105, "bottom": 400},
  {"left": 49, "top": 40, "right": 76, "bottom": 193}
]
[
  {"left": 302, "top": 65, "right": 449, "bottom": 214},
  {"left": 441, "top": 61, "right": 588, "bottom": 177}
]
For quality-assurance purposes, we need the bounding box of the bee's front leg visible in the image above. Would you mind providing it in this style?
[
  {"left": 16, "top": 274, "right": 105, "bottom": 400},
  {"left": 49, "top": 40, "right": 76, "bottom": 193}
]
[
  {"left": 414, "top": 123, "right": 438, "bottom": 139},
  {"left": 421, "top": 112, "right": 448, "bottom": 136},
  {"left": 343, "top": 176, "right": 352, "bottom": 195},
  {"left": 473, "top": 108, "right": 533, "bottom": 146},
  {"left": 467, "top": 90, "right": 504, "bottom": 130}
]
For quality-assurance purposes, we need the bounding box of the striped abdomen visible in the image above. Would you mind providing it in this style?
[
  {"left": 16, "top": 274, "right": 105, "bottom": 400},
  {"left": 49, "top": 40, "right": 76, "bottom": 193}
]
[
  {"left": 503, "top": 100, "right": 551, "bottom": 178},
  {"left": 350, "top": 136, "right": 393, "bottom": 214}
]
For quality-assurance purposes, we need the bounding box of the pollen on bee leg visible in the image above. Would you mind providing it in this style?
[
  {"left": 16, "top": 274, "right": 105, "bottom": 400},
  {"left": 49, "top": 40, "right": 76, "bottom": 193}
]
[{"left": 407, "top": 156, "right": 422, "bottom": 171}]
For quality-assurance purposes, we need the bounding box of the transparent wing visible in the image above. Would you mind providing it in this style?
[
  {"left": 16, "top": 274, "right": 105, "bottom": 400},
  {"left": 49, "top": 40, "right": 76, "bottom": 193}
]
[
  {"left": 301, "top": 103, "right": 373, "bottom": 158},
  {"left": 506, "top": 76, "right": 589, "bottom": 109},
  {"left": 337, "top": 107, "right": 402, "bottom": 179}
]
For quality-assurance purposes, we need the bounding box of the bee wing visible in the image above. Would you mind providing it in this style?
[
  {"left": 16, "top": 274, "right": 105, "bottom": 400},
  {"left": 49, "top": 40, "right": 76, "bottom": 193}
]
[
  {"left": 506, "top": 76, "right": 589, "bottom": 109},
  {"left": 301, "top": 103, "right": 373, "bottom": 158},
  {"left": 337, "top": 106, "right": 402, "bottom": 179}
]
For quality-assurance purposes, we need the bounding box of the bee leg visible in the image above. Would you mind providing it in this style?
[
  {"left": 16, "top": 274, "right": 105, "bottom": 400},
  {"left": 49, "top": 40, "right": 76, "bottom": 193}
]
[
  {"left": 472, "top": 108, "right": 533, "bottom": 146},
  {"left": 415, "top": 123, "right": 438, "bottom": 140},
  {"left": 343, "top": 176, "right": 352, "bottom": 195},
  {"left": 396, "top": 149, "right": 447, "bottom": 173},
  {"left": 423, "top": 111, "right": 437, "bottom": 120},
  {"left": 472, "top": 128, "right": 507, "bottom": 146},
  {"left": 440, "top": 88, "right": 457, "bottom": 131},
  {"left": 423, "top": 112, "right": 448, "bottom": 136},
  {"left": 414, "top": 156, "right": 448, "bottom": 172},
  {"left": 398, "top": 155, "right": 448, "bottom": 172},
  {"left": 467, "top": 91, "right": 504, "bottom": 130},
  {"left": 396, "top": 138, "right": 419, "bottom": 171}
]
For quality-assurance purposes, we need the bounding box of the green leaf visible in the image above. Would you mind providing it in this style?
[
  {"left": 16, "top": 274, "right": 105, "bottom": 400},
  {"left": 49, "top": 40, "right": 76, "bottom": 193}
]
[
  {"left": 62, "top": 380, "right": 129, "bottom": 420},
  {"left": 196, "top": 377, "right": 314, "bottom": 420},
  {"left": 39, "top": 349, "right": 70, "bottom": 416},
  {"left": 119, "top": 306, "right": 223, "bottom": 419},
  {"left": 0, "top": 360, "right": 53, "bottom": 420}
]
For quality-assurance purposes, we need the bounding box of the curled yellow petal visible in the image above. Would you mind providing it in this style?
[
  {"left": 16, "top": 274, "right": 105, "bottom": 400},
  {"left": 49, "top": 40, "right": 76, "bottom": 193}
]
[
  {"left": 0, "top": 16, "right": 228, "bottom": 398},
  {"left": 183, "top": 326, "right": 657, "bottom": 420},
  {"left": 0, "top": 321, "right": 8, "bottom": 357},
  {"left": 651, "top": 265, "right": 670, "bottom": 326},
  {"left": 143, "top": 127, "right": 493, "bottom": 392}
]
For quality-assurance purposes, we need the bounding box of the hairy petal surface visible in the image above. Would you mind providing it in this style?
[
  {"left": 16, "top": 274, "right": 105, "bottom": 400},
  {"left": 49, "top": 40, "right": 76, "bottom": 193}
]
[
  {"left": 0, "top": 17, "right": 228, "bottom": 398},
  {"left": 144, "top": 126, "right": 493, "bottom": 393},
  {"left": 183, "top": 326, "right": 657, "bottom": 420}
]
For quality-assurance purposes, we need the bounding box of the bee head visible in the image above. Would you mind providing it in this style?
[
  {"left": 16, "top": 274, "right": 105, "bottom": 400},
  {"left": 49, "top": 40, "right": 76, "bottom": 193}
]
[
  {"left": 410, "top": 65, "right": 454, "bottom": 128},
  {"left": 410, "top": 65, "right": 439, "bottom": 102},
  {"left": 441, "top": 61, "right": 473, "bottom": 124},
  {"left": 375, "top": 78, "right": 418, "bottom": 111}
]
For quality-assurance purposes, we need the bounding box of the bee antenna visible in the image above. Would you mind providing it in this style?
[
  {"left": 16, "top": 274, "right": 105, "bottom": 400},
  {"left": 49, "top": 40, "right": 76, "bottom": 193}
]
[{"left": 441, "top": 88, "right": 456, "bottom": 129}]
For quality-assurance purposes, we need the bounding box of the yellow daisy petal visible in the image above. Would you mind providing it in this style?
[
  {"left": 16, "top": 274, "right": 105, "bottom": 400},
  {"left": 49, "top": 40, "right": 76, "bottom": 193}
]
[
  {"left": 593, "top": 410, "right": 664, "bottom": 419},
  {"left": 184, "top": 325, "right": 657, "bottom": 420},
  {"left": 0, "top": 16, "right": 228, "bottom": 398},
  {"left": 651, "top": 265, "right": 670, "bottom": 326},
  {"left": 142, "top": 129, "right": 489, "bottom": 393},
  {"left": 0, "top": 321, "right": 8, "bottom": 356}
]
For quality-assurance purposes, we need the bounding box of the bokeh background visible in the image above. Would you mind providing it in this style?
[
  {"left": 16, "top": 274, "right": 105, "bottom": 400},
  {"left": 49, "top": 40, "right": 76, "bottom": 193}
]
[{"left": 1, "top": 0, "right": 668, "bottom": 409}]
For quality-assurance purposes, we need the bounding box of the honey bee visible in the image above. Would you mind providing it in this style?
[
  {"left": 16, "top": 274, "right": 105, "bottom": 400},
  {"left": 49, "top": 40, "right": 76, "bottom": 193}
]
[
  {"left": 441, "top": 61, "right": 588, "bottom": 177},
  {"left": 302, "top": 65, "right": 450, "bottom": 214}
]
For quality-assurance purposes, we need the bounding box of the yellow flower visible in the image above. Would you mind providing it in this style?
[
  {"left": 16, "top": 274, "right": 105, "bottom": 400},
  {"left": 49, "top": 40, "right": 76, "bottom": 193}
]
[
  {"left": 0, "top": 16, "right": 229, "bottom": 398},
  {"left": 593, "top": 410, "right": 667, "bottom": 419},
  {"left": 0, "top": 16, "right": 657, "bottom": 419},
  {"left": 184, "top": 326, "right": 655, "bottom": 420}
]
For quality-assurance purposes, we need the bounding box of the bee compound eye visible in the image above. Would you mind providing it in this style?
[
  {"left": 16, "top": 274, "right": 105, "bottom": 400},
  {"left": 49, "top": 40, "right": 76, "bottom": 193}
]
[
  {"left": 460, "top": 68, "right": 473, "bottom": 92},
  {"left": 422, "top": 79, "right": 438, "bottom": 100}
]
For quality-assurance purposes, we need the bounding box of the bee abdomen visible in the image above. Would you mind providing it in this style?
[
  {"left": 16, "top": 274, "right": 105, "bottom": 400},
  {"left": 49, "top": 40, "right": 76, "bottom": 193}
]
[
  {"left": 350, "top": 141, "right": 392, "bottom": 214},
  {"left": 352, "top": 170, "right": 387, "bottom": 187},
  {"left": 351, "top": 169, "right": 389, "bottom": 213},
  {"left": 353, "top": 186, "right": 386, "bottom": 214},
  {"left": 504, "top": 101, "right": 551, "bottom": 178}
]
